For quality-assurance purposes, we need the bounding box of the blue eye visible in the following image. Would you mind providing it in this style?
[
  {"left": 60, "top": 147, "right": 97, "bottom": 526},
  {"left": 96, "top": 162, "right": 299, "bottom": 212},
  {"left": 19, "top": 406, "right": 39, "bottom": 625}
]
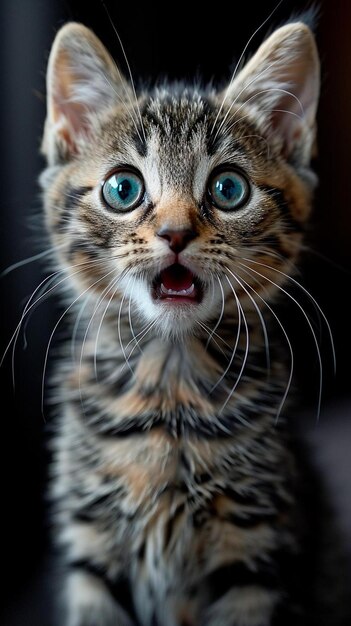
[
  {"left": 102, "top": 170, "right": 144, "bottom": 212},
  {"left": 208, "top": 169, "right": 250, "bottom": 211}
]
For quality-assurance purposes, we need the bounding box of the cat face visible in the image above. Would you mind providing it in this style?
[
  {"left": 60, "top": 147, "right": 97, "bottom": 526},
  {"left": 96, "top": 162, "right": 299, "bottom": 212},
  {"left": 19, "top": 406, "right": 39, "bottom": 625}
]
[{"left": 41, "top": 22, "right": 319, "bottom": 338}]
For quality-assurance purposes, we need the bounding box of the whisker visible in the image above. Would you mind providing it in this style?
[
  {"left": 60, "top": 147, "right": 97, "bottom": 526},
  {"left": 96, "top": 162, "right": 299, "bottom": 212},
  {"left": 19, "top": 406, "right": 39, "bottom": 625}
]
[
  {"left": 10, "top": 272, "right": 62, "bottom": 389},
  {"left": 4, "top": 267, "right": 72, "bottom": 380},
  {"left": 101, "top": 0, "right": 147, "bottom": 142},
  {"left": 219, "top": 100, "right": 304, "bottom": 145},
  {"left": 208, "top": 275, "right": 241, "bottom": 396},
  {"left": 218, "top": 275, "right": 249, "bottom": 414},
  {"left": 2, "top": 258, "right": 106, "bottom": 373},
  {"left": 93, "top": 276, "right": 122, "bottom": 379},
  {"left": 244, "top": 244, "right": 322, "bottom": 339},
  {"left": 117, "top": 275, "right": 136, "bottom": 376},
  {"left": 90, "top": 317, "right": 157, "bottom": 389},
  {"left": 239, "top": 260, "right": 324, "bottom": 420},
  {"left": 199, "top": 320, "right": 232, "bottom": 350},
  {"left": 78, "top": 268, "right": 130, "bottom": 394},
  {"left": 212, "top": 59, "right": 282, "bottom": 143},
  {"left": 242, "top": 245, "right": 302, "bottom": 274},
  {"left": 236, "top": 264, "right": 294, "bottom": 422},
  {"left": 127, "top": 277, "right": 143, "bottom": 354},
  {"left": 205, "top": 276, "right": 225, "bottom": 349},
  {"left": 21, "top": 273, "right": 62, "bottom": 353},
  {"left": 121, "top": 319, "right": 157, "bottom": 370},
  {"left": 99, "top": 71, "right": 144, "bottom": 144},
  {"left": 225, "top": 265, "right": 270, "bottom": 374},
  {"left": 71, "top": 294, "right": 90, "bottom": 363},
  {"left": 0, "top": 242, "right": 65, "bottom": 278},
  {"left": 43, "top": 267, "right": 118, "bottom": 417},
  {"left": 241, "top": 256, "right": 336, "bottom": 375},
  {"left": 197, "top": 321, "right": 230, "bottom": 359},
  {"left": 2, "top": 270, "right": 61, "bottom": 370},
  {"left": 124, "top": 318, "right": 155, "bottom": 352},
  {"left": 210, "top": 0, "right": 283, "bottom": 137},
  {"left": 209, "top": 274, "right": 216, "bottom": 306}
]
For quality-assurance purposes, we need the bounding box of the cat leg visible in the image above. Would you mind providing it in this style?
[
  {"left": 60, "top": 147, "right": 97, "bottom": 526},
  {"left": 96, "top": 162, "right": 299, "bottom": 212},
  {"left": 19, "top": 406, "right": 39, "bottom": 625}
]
[
  {"left": 64, "top": 569, "right": 135, "bottom": 626},
  {"left": 202, "top": 586, "right": 279, "bottom": 626}
]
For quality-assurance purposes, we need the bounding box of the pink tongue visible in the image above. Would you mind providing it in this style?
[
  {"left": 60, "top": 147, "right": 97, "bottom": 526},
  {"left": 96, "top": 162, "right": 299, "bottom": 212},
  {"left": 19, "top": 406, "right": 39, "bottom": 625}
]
[{"left": 160, "top": 264, "right": 194, "bottom": 291}]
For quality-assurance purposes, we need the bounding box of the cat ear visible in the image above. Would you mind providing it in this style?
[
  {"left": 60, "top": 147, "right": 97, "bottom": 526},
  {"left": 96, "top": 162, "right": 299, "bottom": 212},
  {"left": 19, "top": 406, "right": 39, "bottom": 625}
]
[
  {"left": 42, "top": 23, "right": 131, "bottom": 164},
  {"left": 223, "top": 22, "right": 320, "bottom": 163}
]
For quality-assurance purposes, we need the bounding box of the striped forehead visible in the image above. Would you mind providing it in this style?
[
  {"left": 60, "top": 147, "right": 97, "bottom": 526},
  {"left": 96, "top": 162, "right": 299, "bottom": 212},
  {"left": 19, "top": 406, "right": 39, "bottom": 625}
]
[
  {"left": 142, "top": 126, "right": 209, "bottom": 202},
  {"left": 100, "top": 93, "right": 258, "bottom": 205},
  {"left": 143, "top": 96, "right": 210, "bottom": 192},
  {"left": 135, "top": 94, "right": 252, "bottom": 203}
]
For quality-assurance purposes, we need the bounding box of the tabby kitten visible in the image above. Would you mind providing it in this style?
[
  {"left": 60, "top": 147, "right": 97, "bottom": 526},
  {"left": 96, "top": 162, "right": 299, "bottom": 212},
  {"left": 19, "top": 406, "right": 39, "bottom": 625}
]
[{"left": 41, "top": 18, "right": 324, "bottom": 626}]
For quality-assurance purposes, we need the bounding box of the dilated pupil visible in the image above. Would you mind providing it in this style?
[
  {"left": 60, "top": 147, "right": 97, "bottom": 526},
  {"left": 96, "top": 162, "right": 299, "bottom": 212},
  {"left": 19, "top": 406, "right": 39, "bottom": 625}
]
[
  {"left": 117, "top": 179, "right": 132, "bottom": 201},
  {"left": 216, "top": 177, "right": 238, "bottom": 200}
]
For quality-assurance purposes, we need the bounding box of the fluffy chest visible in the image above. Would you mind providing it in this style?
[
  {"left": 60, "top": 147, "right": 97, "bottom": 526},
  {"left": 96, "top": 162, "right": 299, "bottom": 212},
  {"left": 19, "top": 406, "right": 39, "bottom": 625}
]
[
  {"left": 60, "top": 332, "right": 288, "bottom": 518},
  {"left": 61, "top": 386, "right": 288, "bottom": 534}
]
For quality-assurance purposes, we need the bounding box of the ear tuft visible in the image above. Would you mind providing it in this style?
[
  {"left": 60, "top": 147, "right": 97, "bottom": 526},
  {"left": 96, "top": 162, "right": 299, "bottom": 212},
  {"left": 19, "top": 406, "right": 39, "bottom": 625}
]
[{"left": 42, "top": 23, "right": 130, "bottom": 165}]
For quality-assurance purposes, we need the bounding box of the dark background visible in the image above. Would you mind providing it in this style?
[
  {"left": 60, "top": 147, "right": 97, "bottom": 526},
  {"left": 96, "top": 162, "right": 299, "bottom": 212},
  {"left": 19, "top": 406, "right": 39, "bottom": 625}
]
[{"left": 0, "top": 0, "right": 350, "bottom": 623}]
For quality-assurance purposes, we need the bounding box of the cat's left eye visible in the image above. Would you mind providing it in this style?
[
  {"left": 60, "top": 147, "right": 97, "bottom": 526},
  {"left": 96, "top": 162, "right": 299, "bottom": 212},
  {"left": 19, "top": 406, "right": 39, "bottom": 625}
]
[
  {"left": 207, "top": 168, "right": 250, "bottom": 211},
  {"left": 102, "top": 169, "right": 145, "bottom": 212}
]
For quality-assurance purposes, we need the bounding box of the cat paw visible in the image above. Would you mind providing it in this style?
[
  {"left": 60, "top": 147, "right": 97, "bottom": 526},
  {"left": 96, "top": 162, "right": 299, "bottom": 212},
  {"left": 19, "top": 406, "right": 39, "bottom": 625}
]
[{"left": 65, "top": 570, "right": 136, "bottom": 626}]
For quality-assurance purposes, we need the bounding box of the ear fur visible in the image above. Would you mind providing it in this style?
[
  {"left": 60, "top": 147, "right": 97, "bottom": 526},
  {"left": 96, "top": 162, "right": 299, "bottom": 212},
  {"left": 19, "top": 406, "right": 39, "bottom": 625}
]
[
  {"left": 222, "top": 22, "right": 320, "bottom": 164},
  {"left": 42, "top": 23, "right": 131, "bottom": 164}
]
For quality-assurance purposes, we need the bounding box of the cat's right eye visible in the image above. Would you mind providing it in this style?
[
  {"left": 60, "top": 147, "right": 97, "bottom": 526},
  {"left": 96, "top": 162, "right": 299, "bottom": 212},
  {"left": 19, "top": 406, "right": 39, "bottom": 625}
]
[
  {"left": 207, "top": 168, "right": 250, "bottom": 211},
  {"left": 102, "top": 169, "right": 145, "bottom": 212}
]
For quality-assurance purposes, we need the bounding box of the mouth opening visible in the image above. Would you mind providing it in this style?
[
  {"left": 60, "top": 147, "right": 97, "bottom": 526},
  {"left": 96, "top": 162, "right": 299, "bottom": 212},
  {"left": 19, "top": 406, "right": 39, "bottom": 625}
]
[{"left": 152, "top": 264, "right": 203, "bottom": 303}]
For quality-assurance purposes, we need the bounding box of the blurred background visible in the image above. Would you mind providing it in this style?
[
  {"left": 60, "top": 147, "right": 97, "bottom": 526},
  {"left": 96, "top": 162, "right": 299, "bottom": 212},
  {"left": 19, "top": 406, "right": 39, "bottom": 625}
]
[{"left": 0, "top": 0, "right": 350, "bottom": 623}]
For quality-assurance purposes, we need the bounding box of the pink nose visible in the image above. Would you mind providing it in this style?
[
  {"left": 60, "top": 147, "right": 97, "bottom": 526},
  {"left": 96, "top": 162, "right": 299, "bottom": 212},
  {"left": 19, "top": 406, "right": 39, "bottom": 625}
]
[{"left": 157, "top": 227, "right": 198, "bottom": 253}]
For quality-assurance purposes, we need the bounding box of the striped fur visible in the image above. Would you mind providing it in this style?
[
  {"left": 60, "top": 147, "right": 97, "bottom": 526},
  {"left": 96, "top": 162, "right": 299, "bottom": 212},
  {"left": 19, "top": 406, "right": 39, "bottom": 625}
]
[{"left": 40, "top": 20, "right": 326, "bottom": 626}]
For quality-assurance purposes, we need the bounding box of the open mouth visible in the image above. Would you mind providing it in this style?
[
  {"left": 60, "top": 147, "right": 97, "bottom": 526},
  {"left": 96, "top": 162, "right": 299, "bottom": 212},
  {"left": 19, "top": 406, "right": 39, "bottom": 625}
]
[{"left": 152, "top": 264, "right": 203, "bottom": 303}]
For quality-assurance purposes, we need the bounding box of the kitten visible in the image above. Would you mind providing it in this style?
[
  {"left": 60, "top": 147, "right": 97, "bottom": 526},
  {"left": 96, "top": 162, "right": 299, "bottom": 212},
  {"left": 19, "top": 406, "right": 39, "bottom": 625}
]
[{"left": 39, "top": 17, "right": 342, "bottom": 626}]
